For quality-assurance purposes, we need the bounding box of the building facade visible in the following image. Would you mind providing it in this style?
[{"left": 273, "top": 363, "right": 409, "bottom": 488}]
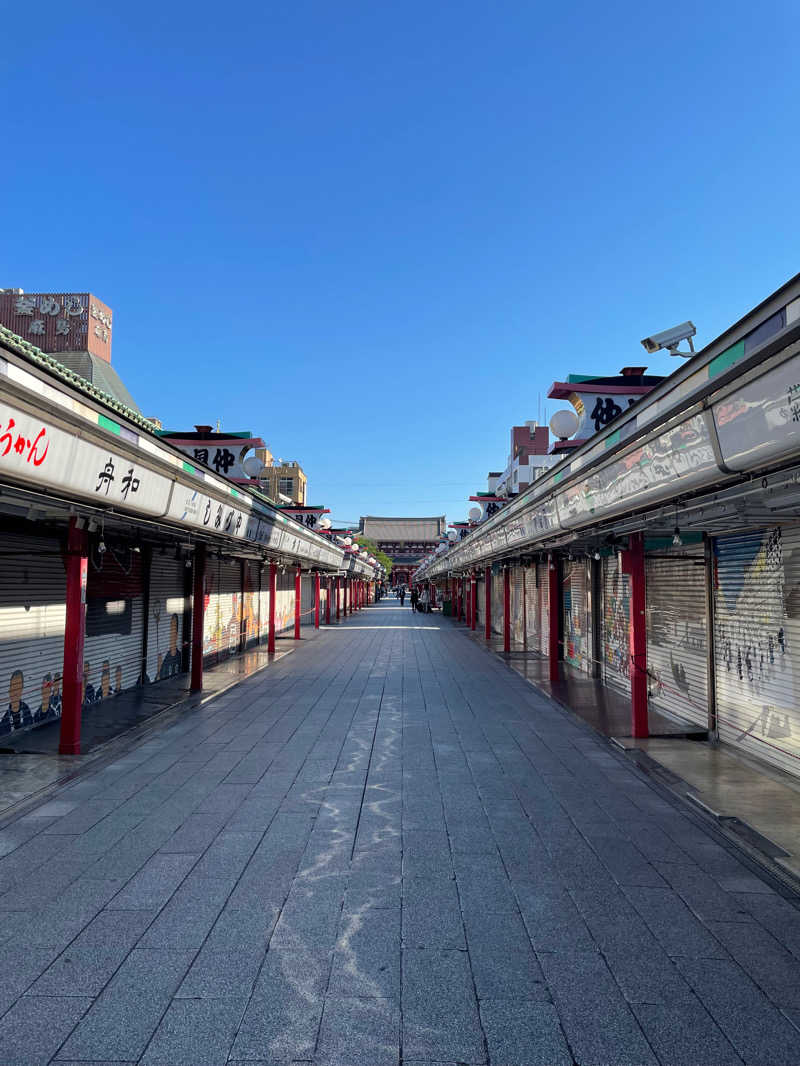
[{"left": 361, "top": 516, "right": 447, "bottom": 587}]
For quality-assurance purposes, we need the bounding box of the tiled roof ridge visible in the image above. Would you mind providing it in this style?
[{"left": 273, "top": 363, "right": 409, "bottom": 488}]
[{"left": 0, "top": 323, "right": 159, "bottom": 435}]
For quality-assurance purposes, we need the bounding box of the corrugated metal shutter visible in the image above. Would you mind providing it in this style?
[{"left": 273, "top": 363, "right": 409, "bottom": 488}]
[
  {"left": 84, "top": 539, "right": 145, "bottom": 711},
  {"left": 510, "top": 566, "right": 525, "bottom": 646},
  {"left": 243, "top": 561, "right": 261, "bottom": 648},
  {"left": 533, "top": 562, "right": 550, "bottom": 656},
  {"left": 714, "top": 527, "right": 800, "bottom": 776},
  {"left": 564, "top": 559, "right": 591, "bottom": 674},
  {"left": 204, "top": 555, "right": 222, "bottom": 663},
  {"left": 258, "top": 567, "right": 270, "bottom": 641},
  {"left": 218, "top": 558, "right": 242, "bottom": 660},
  {"left": 491, "top": 569, "right": 504, "bottom": 636},
  {"left": 301, "top": 575, "right": 313, "bottom": 627},
  {"left": 276, "top": 570, "right": 294, "bottom": 634},
  {"left": 603, "top": 553, "right": 630, "bottom": 694},
  {"left": 0, "top": 531, "right": 66, "bottom": 738},
  {"left": 476, "top": 577, "right": 485, "bottom": 627},
  {"left": 646, "top": 545, "right": 707, "bottom": 729},
  {"left": 147, "top": 554, "right": 187, "bottom": 684}
]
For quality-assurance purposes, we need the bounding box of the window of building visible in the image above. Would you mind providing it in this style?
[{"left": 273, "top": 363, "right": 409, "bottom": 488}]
[{"left": 279, "top": 477, "right": 294, "bottom": 495}]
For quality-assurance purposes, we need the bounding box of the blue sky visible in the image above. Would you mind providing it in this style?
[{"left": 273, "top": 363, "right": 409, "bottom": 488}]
[{"left": 4, "top": 1, "right": 799, "bottom": 527}]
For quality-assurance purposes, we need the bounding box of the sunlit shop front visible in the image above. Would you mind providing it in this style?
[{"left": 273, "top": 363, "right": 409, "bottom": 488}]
[
  {"left": 0, "top": 325, "right": 350, "bottom": 753},
  {"left": 417, "top": 273, "right": 800, "bottom": 779}
]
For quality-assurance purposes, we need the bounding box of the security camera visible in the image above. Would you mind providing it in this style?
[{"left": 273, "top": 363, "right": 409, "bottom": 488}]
[{"left": 640, "top": 321, "right": 696, "bottom": 356}]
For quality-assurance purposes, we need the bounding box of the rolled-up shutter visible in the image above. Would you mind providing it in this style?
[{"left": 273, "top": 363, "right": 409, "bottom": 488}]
[
  {"left": 0, "top": 530, "right": 67, "bottom": 738},
  {"left": 536, "top": 562, "right": 550, "bottom": 656},
  {"left": 713, "top": 527, "right": 800, "bottom": 776},
  {"left": 147, "top": 554, "right": 187, "bottom": 684},
  {"left": 646, "top": 544, "right": 707, "bottom": 729},
  {"left": 563, "top": 559, "right": 591, "bottom": 674},
  {"left": 603, "top": 554, "right": 630, "bottom": 694}
]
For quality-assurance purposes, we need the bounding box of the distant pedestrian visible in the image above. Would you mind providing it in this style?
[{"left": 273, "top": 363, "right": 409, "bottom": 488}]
[
  {"left": 419, "top": 587, "right": 429, "bottom": 613},
  {"left": 410, "top": 588, "right": 418, "bottom": 612},
  {"left": 399, "top": 587, "right": 406, "bottom": 606}
]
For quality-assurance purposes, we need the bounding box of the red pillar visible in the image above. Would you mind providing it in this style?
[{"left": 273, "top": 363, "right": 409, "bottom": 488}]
[
  {"left": 314, "top": 572, "right": 321, "bottom": 628},
  {"left": 326, "top": 578, "right": 332, "bottom": 624},
  {"left": 294, "top": 565, "right": 301, "bottom": 640},
  {"left": 548, "top": 553, "right": 560, "bottom": 683},
  {"left": 336, "top": 576, "right": 341, "bottom": 620},
  {"left": 503, "top": 565, "right": 511, "bottom": 653},
  {"left": 59, "top": 517, "right": 88, "bottom": 754},
  {"left": 268, "top": 561, "right": 277, "bottom": 653},
  {"left": 189, "top": 543, "right": 206, "bottom": 694},
  {"left": 470, "top": 572, "right": 477, "bottom": 630},
  {"left": 484, "top": 565, "right": 492, "bottom": 641},
  {"left": 623, "top": 533, "right": 649, "bottom": 738}
]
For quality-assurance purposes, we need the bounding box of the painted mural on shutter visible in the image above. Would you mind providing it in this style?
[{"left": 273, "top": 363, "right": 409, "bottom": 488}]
[
  {"left": 146, "top": 554, "right": 186, "bottom": 684},
  {"left": 203, "top": 555, "right": 221, "bottom": 663},
  {"left": 83, "top": 540, "right": 145, "bottom": 709},
  {"left": 564, "top": 560, "right": 591, "bottom": 674},
  {"left": 218, "top": 559, "right": 242, "bottom": 660},
  {"left": 0, "top": 532, "right": 66, "bottom": 737},
  {"left": 243, "top": 561, "right": 261, "bottom": 648},
  {"left": 646, "top": 546, "right": 707, "bottom": 729},
  {"left": 276, "top": 571, "right": 295, "bottom": 633},
  {"left": 603, "top": 554, "right": 630, "bottom": 693},
  {"left": 491, "top": 569, "right": 504, "bottom": 636},
  {"left": 301, "top": 575, "right": 313, "bottom": 627},
  {"left": 713, "top": 527, "right": 800, "bottom": 776}
]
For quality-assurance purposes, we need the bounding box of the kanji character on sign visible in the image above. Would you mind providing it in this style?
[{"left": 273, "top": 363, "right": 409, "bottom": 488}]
[
  {"left": 121, "top": 467, "right": 140, "bottom": 500},
  {"left": 203, "top": 499, "right": 211, "bottom": 525},
  {"left": 212, "top": 448, "right": 236, "bottom": 475},
  {"left": 29, "top": 319, "right": 45, "bottom": 336},
  {"left": 193, "top": 448, "right": 209, "bottom": 465},
  {"left": 39, "top": 297, "right": 60, "bottom": 316},
  {"left": 55, "top": 319, "right": 70, "bottom": 336},
  {"left": 64, "top": 296, "right": 84, "bottom": 317},
  {"left": 214, "top": 505, "right": 223, "bottom": 528},
  {"left": 14, "top": 297, "right": 35, "bottom": 316},
  {"left": 96, "top": 457, "right": 115, "bottom": 494}
]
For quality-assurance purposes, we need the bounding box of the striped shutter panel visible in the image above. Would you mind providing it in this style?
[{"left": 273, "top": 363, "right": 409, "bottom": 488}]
[
  {"left": 538, "top": 562, "right": 550, "bottom": 656},
  {"left": 563, "top": 560, "right": 591, "bottom": 674},
  {"left": 510, "top": 566, "right": 525, "bottom": 646},
  {"left": 243, "top": 561, "right": 261, "bottom": 648},
  {"left": 301, "top": 575, "right": 313, "bottom": 627},
  {"left": 492, "top": 569, "right": 504, "bottom": 635},
  {"left": 204, "top": 554, "right": 222, "bottom": 663},
  {"left": 646, "top": 545, "right": 707, "bottom": 729},
  {"left": 147, "top": 554, "right": 187, "bottom": 684},
  {"left": 259, "top": 567, "right": 271, "bottom": 641},
  {"left": 276, "top": 570, "right": 295, "bottom": 634},
  {"left": 218, "top": 558, "right": 242, "bottom": 659},
  {"left": 603, "top": 554, "right": 631, "bottom": 694},
  {"left": 713, "top": 527, "right": 800, "bottom": 776},
  {"left": 0, "top": 532, "right": 66, "bottom": 738},
  {"left": 83, "top": 539, "right": 145, "bottom": 707},
  {"left": 476, "top": 576, "right": 485, "bottom": 627}
]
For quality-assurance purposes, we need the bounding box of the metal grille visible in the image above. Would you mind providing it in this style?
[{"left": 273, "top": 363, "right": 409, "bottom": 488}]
[
  {"left": 147, "top": 554, "right": 187, "bottom": 684},
  {"left": 491, "top": 569, "right": 504, "bottom": 636},
  {"left": 510, "top": 566, "right": 525, "bottom": 646},
  {"left": 476, "top": 576, "right": 485, "bottom": 627},
  {"left": 713, "top": 526, "right": 800, "bottom": 776},
  {"left": 563, "top": 559, "right": 592, "bottom": 674},
  {"left": 0, "top": 531, "right": 66, "bottom": 738},
  {"left": 603, "top": 553, "right": 630, "bottom": 694},
  {"left": 646, "top": 545, "right": 707, "bottom": 730}
]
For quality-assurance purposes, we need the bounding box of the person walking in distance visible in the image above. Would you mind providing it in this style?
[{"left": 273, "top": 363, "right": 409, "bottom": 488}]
[
  {"left": 399, "top": 586, "right": 406, "bottom": 607},
  {"left": 410, "top": 587, "right": 418, "bottom": 612}
]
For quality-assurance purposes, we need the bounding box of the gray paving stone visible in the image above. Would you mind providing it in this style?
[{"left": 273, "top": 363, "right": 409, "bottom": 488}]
[
  {"left": 514, "top": 881, "right": 597, "bottom": 952},
  {"left": 316, "top": 996, "right": 400, "bottom": 1065},
  {"left": 623, "top": 885, "right": 730, "bottom": 959},
  {"left": 403, "top": 876, "right": 465, "bottom": 949},
  {"left": 402, "top": 948, "right": 486, "bottom": 1063},
  {"left": 553, "top": 988, "right": 658, "bottom": 1065},
  {"left": 0, "top": 994, "right": 92, "bottom": 1065},
  {"left": 676, "top": 956, "right": 800, "bottom": 1065},
  {"left": 140, "top": 995, "right": 247, "bottom": 1065},
  {"left": 632, "top": 995, "right": 745, "bottom": 1066},
  {"left": 465, "top": 913, "right": 548, "bottom": 1000},
  {"left": 329, "top": 906, "right": 400, "bottom": 998},
  {"left": 105, "top": 851, "right": 198, "bottom": 909},
  {"left": 480, "top": 999, "right": 572, "bottom": 1065},
  {"left": 175, "top": 946, "right": 265, "bottom": 998},
  {"left": 705, "top": 920, "right": 800, "bottom": 1009}
]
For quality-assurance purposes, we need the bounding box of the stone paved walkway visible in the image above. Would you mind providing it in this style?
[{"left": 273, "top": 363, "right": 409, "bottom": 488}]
[{"left": 0, "top": 600, "right": 799, "bottom": 1065}]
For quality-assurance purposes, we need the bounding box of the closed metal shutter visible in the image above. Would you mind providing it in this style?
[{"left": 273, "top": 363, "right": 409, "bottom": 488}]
[
  {"left": 84, "top": 538, "right": 145, "bottom": 711},
  {"left": 320, "top": 582, "right": 328, "bottom": 620},
  {"left": 713, "top": 527, "right": 800, "bottom": 776},
  {"left": 510, "top": 566, "right": 525, "bottom": 646},
  {"left": 258, "top": 567, "right": 271, "bottom": 641},
  {"left": 603, "top": 553, "right": 630, "bottom": 694},
  {"left": 218, "top": 558, "right": 242, "bottom": 659},
  {"left": 476, "top": 577, "right": 485, "bottom": 627},
  {"left": 301, "top": 575, "right": 313, "bottom": 627},
  {"left": 204, "top": 555, "right": 222, "bottom": 663},
  {"left": 0, "top": 531, "right": 67, "bottom": 738},
  {"left": 491, "top": 569, "right": 504, "bottom": 636},
  {"left": 243, "top": 561, "right": 261, "bottom": 648},
  {"left": 537, "top": 562, "right": 550, "bottom": 656},
  {"left": 147, "top": 554, "right": 187, "bottom": 684},
  {"left": 275, "top": 570, "right": 294, "bottom": 634},
  {"left": 646, "top": 545, "right": 707, "bottom": 729},
  {"left": 563, "top": 559, "right": 592, "bottom": 674}
]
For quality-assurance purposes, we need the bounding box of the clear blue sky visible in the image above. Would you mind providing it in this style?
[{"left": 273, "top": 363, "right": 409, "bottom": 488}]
[{"left": 4, "top": 1, "right": 799, "bottom": 527}]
